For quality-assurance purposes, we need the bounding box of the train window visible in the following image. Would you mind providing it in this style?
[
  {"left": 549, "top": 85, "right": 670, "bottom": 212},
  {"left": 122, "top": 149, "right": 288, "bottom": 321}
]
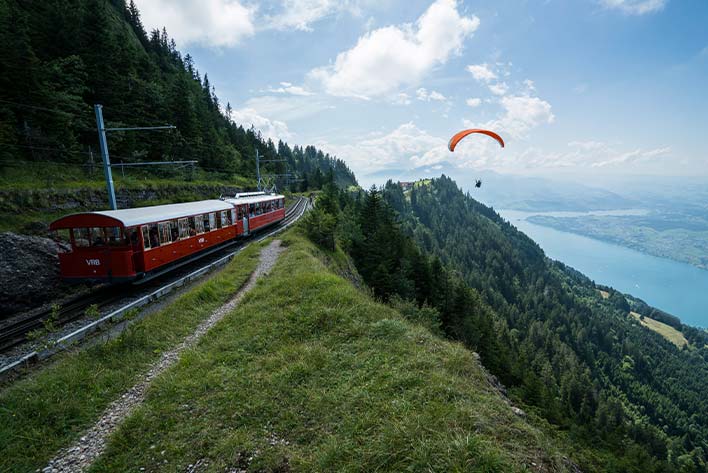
[
  {"left": 178, "top": 218, "right": 189, "bottom": 239},
  {"left": 73, "top": 228, "right": 90, "bottom": 247},
  {"left": 216, "top": 212, "right": 222, "bottom": 229},
  {"left": 158, "top": 222, "right": 171, "bottom": 245},
  {"left": 231, "top": 209, "right": 236, "bottom": 224},
  {"left": 220, "top": 210, "right": 228, "bottom": 226},
  {"left": 195, "top": 215, "right": 205, "bottom": 234},
  {"left": 170, "top": 221, "right": 179, "bottom": 242},
  {"left": 249, "top": 204, "right": 255, "bottom": 216},
  {"left": 237, "top": 206, "right": 243, "bottom": 220},
  {"left": 106, "top": 227, "right": 123, "bottom": 246},
  {"left": 91, "top": 227, "right": 106, "bottom": 246},
  {"left": 141, "top": 226, "right": 151, "bottom": 249},
  {"left": 207, "top": 213, "right": 216, "bottom": 231},
  {"left": 148, "top": 224, "right": 160, "bottom": 247},
  {"left": 187, "top": 217, "right": 197, "bottom": 236}
]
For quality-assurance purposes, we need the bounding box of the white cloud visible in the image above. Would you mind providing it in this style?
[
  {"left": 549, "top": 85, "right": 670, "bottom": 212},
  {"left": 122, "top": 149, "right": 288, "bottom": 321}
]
[
  {"left": 309, "top": 0, "right": 479, "bottom": 98},
  {"left": 392, "top": 92, "right": 412, "bottom": 105},
  {"left": 467, "top": 63, "right": 497, "bottom": 82},
  {"left": 266, "top": 0, "right": 360, "bottom": 31},
  {"left": 416, "top": 88, "right": 447, "bottom": 101},
  {"left": 470, "top": 95, "right": 555, "bottom": 139},
  {"left": 465, "top": 97, "right": 482, "bottom": 107},
  {"left": 317, "top": 122, "right": 448, "bottom": 176},
  {"left": 488, "top": 82, "right": 509, "bottom": 96},
  {"left": 265, "top": 82, "right": 314, "bottom": 96},
  {"left": 599, "top": 0, "right": 667, "bottom": 15},
  {"left": 136, "top": 0, "right": 255, "bottom": 48},
  {"left": 228, "top": 107, "right": 293, "bottom": 141}
]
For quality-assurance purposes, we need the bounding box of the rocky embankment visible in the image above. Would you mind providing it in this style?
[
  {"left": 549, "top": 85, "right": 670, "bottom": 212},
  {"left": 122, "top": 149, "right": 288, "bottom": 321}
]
[{"left": 0, "top": 232, "right": 70, "bottom": 317}]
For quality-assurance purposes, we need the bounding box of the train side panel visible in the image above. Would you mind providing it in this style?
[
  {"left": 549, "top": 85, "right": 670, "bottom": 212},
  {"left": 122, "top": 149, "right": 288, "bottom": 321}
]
[
  {"left": 137, "top": 225, "right": 238, "bottom": 273},
  {"left": 58, "top": 248, "right": 136, "bottom": 282},
  {"left": 247, "top": 207, "right": 286, "bottom": 232}
]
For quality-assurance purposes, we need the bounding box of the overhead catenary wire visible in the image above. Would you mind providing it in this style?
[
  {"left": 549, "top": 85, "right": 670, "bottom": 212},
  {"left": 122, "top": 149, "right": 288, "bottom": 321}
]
[{"left": 0, "top": 98, "right": 83, "bottom": 117}]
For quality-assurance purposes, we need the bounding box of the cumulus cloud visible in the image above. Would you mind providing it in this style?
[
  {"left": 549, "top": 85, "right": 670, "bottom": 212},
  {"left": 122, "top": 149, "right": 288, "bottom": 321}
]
[
  {"left": 228, "top": 107, "right": 293, "bottom": 141},
  {"left": 416, "top": 88, "right": 447, "bottom": 101},
  {"left": 471, "top": 95, "right": 555, "bottom": 139},
  {"left": 599, "top": 0, "right": 667, "bottom": 15},
  {"left": 136, "top": 0, "right": 255, "bottom": 47},
  {"left": 466, "top": 63, "right": 497, "bottom": 82},
  {"left": 309, "top": 0, "right": 479, "bottom": 98},
  {"left": 465, "top": 97, "right": 482, "bottom": 107},
  {"left": 317, "top": 122, "right": 448, "bottom": 176}
]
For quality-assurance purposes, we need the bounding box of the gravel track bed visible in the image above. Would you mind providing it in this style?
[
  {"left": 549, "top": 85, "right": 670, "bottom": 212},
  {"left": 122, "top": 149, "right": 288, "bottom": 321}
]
[{"left": 42, "top": 240, "right": 286, "bottom": 473}]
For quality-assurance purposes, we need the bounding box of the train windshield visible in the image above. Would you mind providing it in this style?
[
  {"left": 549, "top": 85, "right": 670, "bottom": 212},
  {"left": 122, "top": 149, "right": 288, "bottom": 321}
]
[{"left": 72, "top": 227, "right": 124, "bottom": 248}]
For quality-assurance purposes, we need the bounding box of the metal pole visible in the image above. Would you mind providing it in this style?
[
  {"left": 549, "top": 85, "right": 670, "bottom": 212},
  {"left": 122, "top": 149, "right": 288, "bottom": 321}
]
[
  {"left": 94, "top": 104, "right": 117, "bottom": 210},
  {"left": 256, "top": 148, "right": 261, "bottom": 191}
]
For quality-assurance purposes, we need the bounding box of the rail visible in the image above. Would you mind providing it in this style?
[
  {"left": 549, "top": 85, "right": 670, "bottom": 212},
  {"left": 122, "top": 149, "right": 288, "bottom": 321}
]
[{"left": 0, "top": 197, "right": 309, "bottom": 377}]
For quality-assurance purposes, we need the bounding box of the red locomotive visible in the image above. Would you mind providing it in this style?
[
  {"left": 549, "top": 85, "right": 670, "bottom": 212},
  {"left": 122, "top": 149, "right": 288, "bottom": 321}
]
[{"left": 49, "top": 192, "right": 285, "bottom": 283}]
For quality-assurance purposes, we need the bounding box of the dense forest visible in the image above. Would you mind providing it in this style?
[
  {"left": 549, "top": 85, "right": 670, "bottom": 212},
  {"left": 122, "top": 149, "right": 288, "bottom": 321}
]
[
  {"left": 306, "top": 177, "right": 708, "bottom": 472},
  {"left": 0, "top": 0, "right": 356, "bottom": 190}
]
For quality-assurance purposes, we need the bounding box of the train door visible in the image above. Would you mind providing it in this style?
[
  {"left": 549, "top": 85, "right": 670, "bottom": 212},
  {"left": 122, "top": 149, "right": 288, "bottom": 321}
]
[{"left": 242, "top": 205, "right": 249, "bottom": 235}]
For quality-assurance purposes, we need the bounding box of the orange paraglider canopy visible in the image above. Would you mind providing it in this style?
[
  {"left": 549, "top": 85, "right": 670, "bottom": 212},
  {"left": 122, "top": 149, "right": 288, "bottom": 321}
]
[{"left": 448, "top": 129, "right": 505, "bottom": 152}]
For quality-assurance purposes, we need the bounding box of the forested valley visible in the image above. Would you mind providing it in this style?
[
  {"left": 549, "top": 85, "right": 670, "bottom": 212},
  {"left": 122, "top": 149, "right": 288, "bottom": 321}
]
[
  {"left": 305, "top": 176, "right": 708, "bottom": 472},
  {"left": 0, "top": 0, "right": 356, "bottom": 190}
]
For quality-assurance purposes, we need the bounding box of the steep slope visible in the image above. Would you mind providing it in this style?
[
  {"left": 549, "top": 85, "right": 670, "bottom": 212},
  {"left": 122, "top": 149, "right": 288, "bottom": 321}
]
[
  {"left": 89, "top": 232, "right": 575, "bottom": 472},
  {"left": 0, "top": 232, "right": 577, "bottom": 472},
  {"left": 388, "top": 176, "right": 708, "bottom": 472}
]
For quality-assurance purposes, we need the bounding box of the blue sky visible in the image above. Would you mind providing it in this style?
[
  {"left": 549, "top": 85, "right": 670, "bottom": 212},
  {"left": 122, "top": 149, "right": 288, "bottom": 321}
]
[{"left": 136, "top": 0, "right": 708, "bottom": 187}]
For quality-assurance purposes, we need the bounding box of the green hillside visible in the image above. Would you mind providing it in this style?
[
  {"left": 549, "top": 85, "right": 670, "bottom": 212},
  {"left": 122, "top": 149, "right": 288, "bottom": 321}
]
[
  {"left": 0, "top": 0, "right": 356, "bottom": 201},
  {"left": 306, "top": 177, "right": 708, "bottom": 472},
  {"left": 0, "top": 233, "right": 577, "bottom": 472},
  {"left": 90, "top": 232, "right": 575, "bottom": 472}
]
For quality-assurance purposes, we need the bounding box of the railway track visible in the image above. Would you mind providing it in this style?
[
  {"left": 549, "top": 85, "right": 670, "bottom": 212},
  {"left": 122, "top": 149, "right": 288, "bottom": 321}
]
[{"left": 0, "top": 196, "right": 308, "bottom": 357}]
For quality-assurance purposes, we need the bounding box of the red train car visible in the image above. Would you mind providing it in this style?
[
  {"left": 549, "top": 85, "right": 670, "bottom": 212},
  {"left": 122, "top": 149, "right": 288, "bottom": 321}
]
[
  {"left": 224, "top": 192, "right": 286, "bottom": 235},
  {"left": 49, "top": 193, "right": 285, "bottom": 283}
]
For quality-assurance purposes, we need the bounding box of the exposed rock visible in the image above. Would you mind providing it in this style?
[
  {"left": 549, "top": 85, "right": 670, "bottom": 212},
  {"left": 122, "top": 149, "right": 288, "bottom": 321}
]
[
  {"left": 0, "top": 232, "right": 71, "bottom": 317},
  {"left": 511, "top": 406, "right": 526, "bottom": 417}
]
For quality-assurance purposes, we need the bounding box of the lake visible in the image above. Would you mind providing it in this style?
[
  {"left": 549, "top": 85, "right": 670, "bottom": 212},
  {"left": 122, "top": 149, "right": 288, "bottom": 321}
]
[{"left": 499, "top": 210, "right": 708, "bottom": 328}]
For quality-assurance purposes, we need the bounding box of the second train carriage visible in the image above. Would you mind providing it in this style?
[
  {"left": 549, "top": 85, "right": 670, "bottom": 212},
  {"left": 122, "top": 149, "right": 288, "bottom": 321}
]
[{"left": 49, "top": 193, "right": 285, "bottom": 283}]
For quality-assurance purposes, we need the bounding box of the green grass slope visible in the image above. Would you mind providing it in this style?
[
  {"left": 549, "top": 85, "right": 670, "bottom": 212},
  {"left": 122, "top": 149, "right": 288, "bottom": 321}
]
[
  {"left": 0, "top": 243, "right": 263, "bottom": 472},
  {"left": 90, "top": 231, "right": 573, "bottom": 472}
]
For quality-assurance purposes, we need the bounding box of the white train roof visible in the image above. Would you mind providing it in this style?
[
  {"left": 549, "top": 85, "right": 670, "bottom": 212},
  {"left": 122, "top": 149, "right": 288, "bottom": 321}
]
[
  {"left": 51, "top": 200, "right": 234, "bottom": 228},
  {"left": 224, "top": 194, "right": 284, "bottom": 205}
]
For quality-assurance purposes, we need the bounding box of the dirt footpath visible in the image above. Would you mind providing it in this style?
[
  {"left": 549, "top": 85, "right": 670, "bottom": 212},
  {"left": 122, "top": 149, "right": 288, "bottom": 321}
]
[{"left": 42, "top": 240, "right": 286, "bottom": 473}]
